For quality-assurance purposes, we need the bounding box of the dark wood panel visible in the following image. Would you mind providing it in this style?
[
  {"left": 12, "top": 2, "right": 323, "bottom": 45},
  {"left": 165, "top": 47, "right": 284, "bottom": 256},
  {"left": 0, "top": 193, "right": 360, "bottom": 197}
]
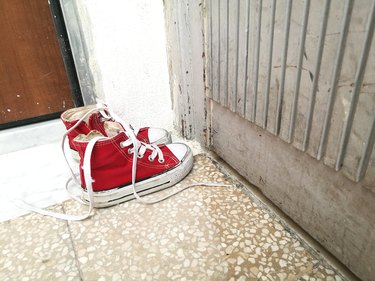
[{"left": 0, "top": 0, "right": 74, "bottom": 124}]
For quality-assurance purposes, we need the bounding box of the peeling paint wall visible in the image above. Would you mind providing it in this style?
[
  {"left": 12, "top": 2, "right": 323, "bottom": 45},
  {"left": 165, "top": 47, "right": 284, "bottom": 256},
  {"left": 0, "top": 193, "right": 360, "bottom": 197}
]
[{"left": 164, "top": 0, "right": 208, "bottom": 143}]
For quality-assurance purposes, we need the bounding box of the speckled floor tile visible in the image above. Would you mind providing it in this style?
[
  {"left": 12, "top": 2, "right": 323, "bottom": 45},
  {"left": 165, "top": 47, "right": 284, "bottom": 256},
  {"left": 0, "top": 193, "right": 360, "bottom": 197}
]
[
  {"left": 0, "top": 205, "right": 80, "bottom": 281},
  {"left": 59, "top": 154, "right": 346, "bottom": 281},
  {"left": 299, "top": 264, "right": 345, "bottom": 281},
  {"left": 0, "top": 154, "right": 347, "bottom": 280}
]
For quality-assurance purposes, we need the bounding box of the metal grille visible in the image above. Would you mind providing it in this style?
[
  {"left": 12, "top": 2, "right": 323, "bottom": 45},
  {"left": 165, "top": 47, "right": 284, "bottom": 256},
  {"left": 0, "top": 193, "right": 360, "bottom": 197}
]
[{"left": 208, "top": 0, "right": 375, "bottom": 183}]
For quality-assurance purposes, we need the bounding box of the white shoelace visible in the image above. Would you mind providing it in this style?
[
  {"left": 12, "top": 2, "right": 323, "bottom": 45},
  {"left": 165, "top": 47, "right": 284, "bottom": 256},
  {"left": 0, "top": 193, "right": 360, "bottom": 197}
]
[{"left": 15, "top": 104, "right": 231, "bottom": 220}]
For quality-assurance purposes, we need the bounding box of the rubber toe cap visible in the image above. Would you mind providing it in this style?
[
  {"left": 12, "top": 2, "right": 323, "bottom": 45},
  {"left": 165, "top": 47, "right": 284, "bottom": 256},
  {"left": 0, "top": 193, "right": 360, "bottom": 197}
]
[
  {"left": 166, "top": 143, "right": 191, "bottom": 161},
  {"left": 148, "top": 128, "right": 171, "bottom": 145}
]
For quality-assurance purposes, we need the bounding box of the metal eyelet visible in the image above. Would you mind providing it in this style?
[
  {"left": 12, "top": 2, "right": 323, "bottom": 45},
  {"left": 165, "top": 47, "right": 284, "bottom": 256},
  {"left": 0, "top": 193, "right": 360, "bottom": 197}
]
[
  {"left": 128, "top": 148, "right": 133, "bottom": 154},
  {"left": 158, "top": 158, "right": 165, "bottom": 164},
  {"left": 148, "top": 155, "right": 154, "bottom": 162},
  {"left": 137, "top": 154, "right": 144, "bottom": 159}
]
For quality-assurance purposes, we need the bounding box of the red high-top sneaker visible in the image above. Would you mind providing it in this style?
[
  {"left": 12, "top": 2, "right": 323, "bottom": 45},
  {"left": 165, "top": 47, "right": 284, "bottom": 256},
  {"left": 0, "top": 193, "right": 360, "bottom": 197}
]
[
  {"left": 72, "top": 129, "right": 193, "bottom": 208},
  {"left": 61, "top": 105, "right": 171, "bottom": 160},
  {"left": 15, "top": 106, "right": 196, "bottom": 221},
  {"left": 16, "top": 104, "right": 232, "bottom": 221}
]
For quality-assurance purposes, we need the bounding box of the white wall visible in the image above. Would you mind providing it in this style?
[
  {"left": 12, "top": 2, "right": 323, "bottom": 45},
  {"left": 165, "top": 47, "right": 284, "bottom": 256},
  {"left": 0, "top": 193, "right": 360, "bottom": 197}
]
[{"left": 69, "top": 0, "right": 173, "bottom": 130}]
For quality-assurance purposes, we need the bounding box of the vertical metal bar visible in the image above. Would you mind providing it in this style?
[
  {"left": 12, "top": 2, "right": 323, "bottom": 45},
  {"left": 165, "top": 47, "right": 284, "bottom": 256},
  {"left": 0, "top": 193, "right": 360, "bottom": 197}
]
[
  {"left": 302, "top": 0, "right": 330, "bottom": 151},
  {"left": 251, "top": 0, "right": 262, "bottom": 123},
  {"left": 317, "top": 0, "right": 353, "bottom": 160},
  {"left": 217, "top": 0, "right": 221, "bottom": 102},
  {"left": 211, "top": 0, "right": 221, "bottom": 103},
  {"left": 275, "top": 0, "right": 293, "bottom": 135},
  {"left": 219, "top": 0, "right": 228, "bottom": 106},
  {"left": 263, "top": 0, "right": 276, "bottom": 129},
  {"left": 356, "top": 112, "right": 375, "bottom": 181},
  {"left": 225, "top": 0, "right": 230, "bottom": 107},
  {"left": 335, "top": 0, "right": 375, "bottom": 171},
  {"left": 243, "top": 0, "right": 251, "bottom": 116},
  {"left": 234, "top": 0, "right": 240, "bottom": 112},
  {"left": 206, "top": 0, "right": 213, "bottom": 145},
  {"left": 288, "top": 0, "right": 310, "bottom": 142},
  {"left": 243, "top": 0, "right": 251, "bottom": 117},
  {"left": 209, "top": 0, "right": 213, "bottom": 98},
  {"left": 227, "top": 0, "right": 239, "bottom": 112}
]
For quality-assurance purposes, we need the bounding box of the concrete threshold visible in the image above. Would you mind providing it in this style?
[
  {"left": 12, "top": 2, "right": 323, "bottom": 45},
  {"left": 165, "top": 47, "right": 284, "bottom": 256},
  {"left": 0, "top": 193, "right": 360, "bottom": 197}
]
[{"left": 0, "top": 119, "right": 66, "bottom": 155}]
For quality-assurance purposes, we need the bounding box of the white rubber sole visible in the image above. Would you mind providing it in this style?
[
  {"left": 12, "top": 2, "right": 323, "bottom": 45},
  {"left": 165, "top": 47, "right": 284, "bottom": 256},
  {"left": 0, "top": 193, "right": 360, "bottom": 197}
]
[
  {"left": 81, "top": 148, "right": 194, "bottom": 208},
  {"left": 70, "top": 132, "right": 172, "bottom": 162}
]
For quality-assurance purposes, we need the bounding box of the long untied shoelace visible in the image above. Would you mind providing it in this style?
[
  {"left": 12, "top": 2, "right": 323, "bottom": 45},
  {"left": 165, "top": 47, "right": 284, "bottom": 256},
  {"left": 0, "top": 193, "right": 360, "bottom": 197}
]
[{"left": 15, "top": 104, "right": 231, "bottom": 221}]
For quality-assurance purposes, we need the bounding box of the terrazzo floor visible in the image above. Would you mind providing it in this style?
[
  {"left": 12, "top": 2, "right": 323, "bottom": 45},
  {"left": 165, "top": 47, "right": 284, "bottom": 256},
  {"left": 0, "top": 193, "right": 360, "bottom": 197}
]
[{"left": 0, "top": 154, "right": 347, "bottom": 281}]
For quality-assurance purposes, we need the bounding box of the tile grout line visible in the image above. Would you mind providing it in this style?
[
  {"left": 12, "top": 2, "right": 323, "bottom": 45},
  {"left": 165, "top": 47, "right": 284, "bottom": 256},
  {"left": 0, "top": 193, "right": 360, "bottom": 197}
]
[
  {"left": 61, "top": 203, "right": 84, "bottom": 281},
  {"left": 205, "top": 151, "right": 360, "bottom": 281},
  {"left": 294, "top": 261, "right": 318, "bottom": 280}
]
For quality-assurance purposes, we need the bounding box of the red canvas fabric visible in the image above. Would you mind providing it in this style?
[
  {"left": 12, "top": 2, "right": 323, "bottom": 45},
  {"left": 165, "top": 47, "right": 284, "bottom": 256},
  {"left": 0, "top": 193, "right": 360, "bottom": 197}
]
[{"left": 73, "top": 132, "right": 180, "bottom": 192}]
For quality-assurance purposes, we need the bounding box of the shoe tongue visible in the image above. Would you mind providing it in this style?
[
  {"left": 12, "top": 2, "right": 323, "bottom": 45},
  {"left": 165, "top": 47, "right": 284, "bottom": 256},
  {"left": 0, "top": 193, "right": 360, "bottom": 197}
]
[
  {"left": 103, "top": 121, "right": 124, "bottom": 137},
  {"left": 88, "top": 113, "right": 104, "bottom": 131},
  {"left": 87, "top": 112, "right": 126, "bottom": 137},
  {"left": 74, "top": 130, "right": 103, "bottom": 142}
]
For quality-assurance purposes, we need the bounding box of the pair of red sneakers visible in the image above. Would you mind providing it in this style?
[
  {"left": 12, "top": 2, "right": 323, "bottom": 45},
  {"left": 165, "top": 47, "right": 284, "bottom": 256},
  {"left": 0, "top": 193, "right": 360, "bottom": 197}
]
[{"left": 60, "top": 104, "right": 193, "bottom": 210}]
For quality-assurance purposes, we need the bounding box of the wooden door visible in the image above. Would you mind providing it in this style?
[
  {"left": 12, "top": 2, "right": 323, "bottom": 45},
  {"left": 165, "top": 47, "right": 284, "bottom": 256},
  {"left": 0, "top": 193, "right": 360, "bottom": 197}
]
[{"left": 0, "top": 0, "right": 75, "bottom": 128}]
